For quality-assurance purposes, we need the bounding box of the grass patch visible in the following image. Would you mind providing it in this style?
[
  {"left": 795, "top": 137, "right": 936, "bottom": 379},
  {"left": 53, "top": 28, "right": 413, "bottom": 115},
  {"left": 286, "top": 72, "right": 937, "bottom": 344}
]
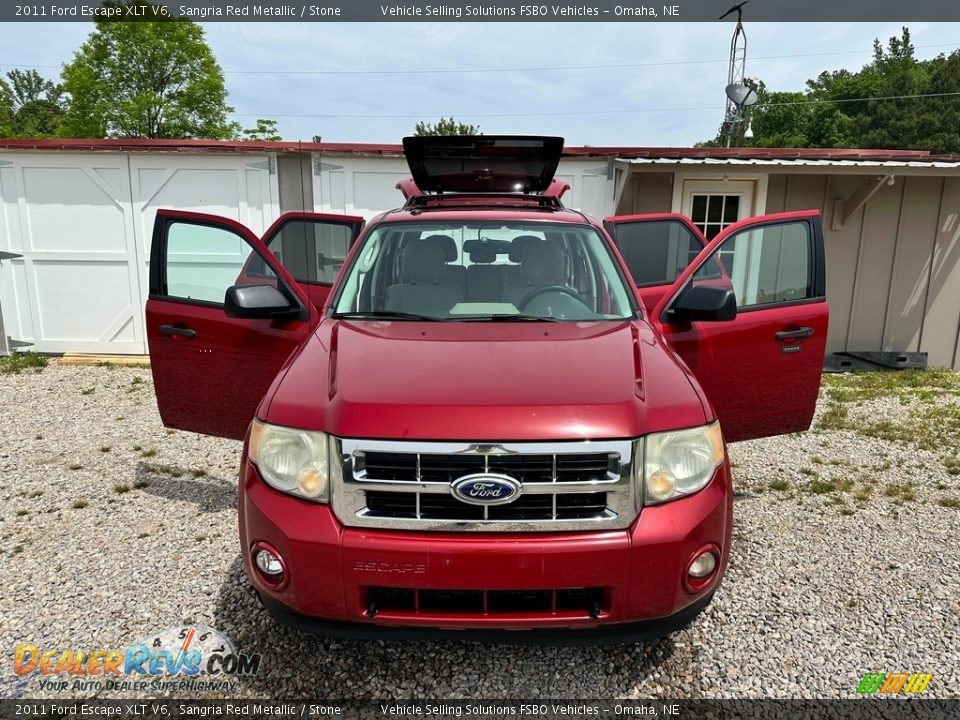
[
  {"left": 140, "top": 448, "right": 157, "bottom": 458},
  {"left": 854, "top": 486, "right": 872, "bottom": 502},
  {"left": 815, "top": 402, "right": 849, "bottom": 431},
  {"left": 132, "top": 479, "right": 150, "bottom": 489},
  {"left": 113, "top": 483, "right": 130, "bottom": 494},
  {"left": 190, "top": 469, "right": 207, "bottom": 478},
  {"left": 71, "top": 500, "right": 88, "bottom": 510},
  {"left": 799, "top": 467, "right": 817, "bottom": 477},
  {"left": 0, "top": 351, "right": 48, "bottom": 375},
  {"left": 769, "top": 478, "right": 791, "bottom": 492},
  {"left": 822, "top": 368, "right": 960, "bottom": 403},
  {"left": 938, "top": 497, "right": 960, "bottom": 509},
  {"left": 15, "top": 509, "right": 29, "bottom": 517},
  {"left": 945, "top": 457, "right": 960, "bottom": 476},
  {"left": 195, "top": 535, "right": 206, "bottom": 543},
  {"left": 80, "top": 387, "right": 96, "bottom": 395},
  {"left": 808, "top": 480, "right": 837, "bottom": 494}
]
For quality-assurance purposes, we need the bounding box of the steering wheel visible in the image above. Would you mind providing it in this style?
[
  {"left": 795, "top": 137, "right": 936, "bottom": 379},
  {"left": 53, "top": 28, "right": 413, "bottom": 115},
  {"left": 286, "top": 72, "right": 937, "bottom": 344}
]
[{"left": 518, "top": 285, "right": 587, "bottom": 311}]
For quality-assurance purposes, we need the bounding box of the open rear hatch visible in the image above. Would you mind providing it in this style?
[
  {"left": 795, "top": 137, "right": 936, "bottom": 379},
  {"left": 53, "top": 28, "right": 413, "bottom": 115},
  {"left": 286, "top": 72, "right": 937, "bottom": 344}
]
[{"left": 402, "top": 135, "right": 564, "bottom": 194}]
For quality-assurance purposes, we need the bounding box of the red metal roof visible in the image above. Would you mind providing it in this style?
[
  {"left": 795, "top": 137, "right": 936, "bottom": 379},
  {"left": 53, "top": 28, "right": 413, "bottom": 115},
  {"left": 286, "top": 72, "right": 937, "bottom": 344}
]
[{"left": 0, "top": 138, "right": 957, "bottom": 163}]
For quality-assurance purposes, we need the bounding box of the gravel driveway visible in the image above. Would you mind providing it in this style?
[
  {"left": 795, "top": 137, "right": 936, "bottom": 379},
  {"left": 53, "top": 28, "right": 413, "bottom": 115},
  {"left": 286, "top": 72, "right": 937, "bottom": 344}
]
[{"left": 1, "top": 360, "right": 958, "bottom": 699}]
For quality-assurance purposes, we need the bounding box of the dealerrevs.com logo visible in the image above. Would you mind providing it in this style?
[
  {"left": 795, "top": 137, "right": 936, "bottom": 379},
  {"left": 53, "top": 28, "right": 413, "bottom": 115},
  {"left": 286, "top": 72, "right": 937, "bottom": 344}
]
[
  {"left": 13, "top": 625, "right": 260, "bottom": 692},
  {"left": 856, "top": 672, "right": 933, "bottom": 695}
]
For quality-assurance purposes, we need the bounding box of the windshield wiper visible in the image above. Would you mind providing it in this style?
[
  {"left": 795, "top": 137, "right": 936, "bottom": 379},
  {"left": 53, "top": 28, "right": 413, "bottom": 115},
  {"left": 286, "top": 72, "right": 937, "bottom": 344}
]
[
  {"left": 453, "top": 314, "right": 563, "bottom": 322},
  {"left": 332, "top": 311, "right": 441, "bottom": 321}
]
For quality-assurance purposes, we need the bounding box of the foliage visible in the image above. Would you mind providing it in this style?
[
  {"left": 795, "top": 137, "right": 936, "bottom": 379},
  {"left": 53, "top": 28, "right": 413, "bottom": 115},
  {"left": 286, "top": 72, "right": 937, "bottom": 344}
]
[
  {"left": 0, "top": 70, "right": 66, "bottom": 138},
  {"left": 413, "top": 117, "right": 481, "bottom": 136},
  {"left": 709, "top": 28, "right": 960, "bottom": 152},
  {"left": 61, "top": 1, "right": 238, "bottom": 138},
  {"left": 0, "top": 351, "right": 49, "bottom": 374},
  {"left": 242, "top": 118, "right": 281, "bottom": 141}
]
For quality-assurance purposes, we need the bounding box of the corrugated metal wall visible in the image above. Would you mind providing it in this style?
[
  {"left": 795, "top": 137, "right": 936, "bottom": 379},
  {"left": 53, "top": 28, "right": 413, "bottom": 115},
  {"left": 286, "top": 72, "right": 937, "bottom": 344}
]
[
  {"left": 767, "top": 174, "right": 960, "bottom": 369},
  {"left": 621, "top": 170, "right": 960, "bottom": 369}
]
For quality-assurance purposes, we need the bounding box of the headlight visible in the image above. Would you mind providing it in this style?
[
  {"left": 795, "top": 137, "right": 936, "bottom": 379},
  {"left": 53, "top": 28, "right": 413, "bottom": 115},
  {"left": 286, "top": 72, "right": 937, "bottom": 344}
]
[
  {"left": 248, "top": 420, "right": 330, "bottom": 503},
  {"left": 638, "top": 422, "right": 724, "bottom": 505}
]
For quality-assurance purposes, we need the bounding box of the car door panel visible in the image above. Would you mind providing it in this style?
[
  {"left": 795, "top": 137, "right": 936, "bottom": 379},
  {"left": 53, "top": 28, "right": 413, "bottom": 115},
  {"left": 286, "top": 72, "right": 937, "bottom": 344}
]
[
  {"left": 147, "top": 209, "right": 318, "bottom": 441},
  {"left": 604, "top": 213, "right": 707, "bottom": 314},
  {"left": 651, "top": 211, "right": 828, "bottom": 443},
  {"left": 260, "top": 212, "right": 364, "bottom": 311}
]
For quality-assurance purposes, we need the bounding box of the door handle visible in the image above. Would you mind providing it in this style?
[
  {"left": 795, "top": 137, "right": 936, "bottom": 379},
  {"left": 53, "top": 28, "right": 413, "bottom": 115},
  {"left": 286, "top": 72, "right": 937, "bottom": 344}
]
[
  {"left": 775, "top": 327, "right": 814, "bottom": 342},
  {"left": 159, "top": 324, "right": 197, "bottom": 338}
]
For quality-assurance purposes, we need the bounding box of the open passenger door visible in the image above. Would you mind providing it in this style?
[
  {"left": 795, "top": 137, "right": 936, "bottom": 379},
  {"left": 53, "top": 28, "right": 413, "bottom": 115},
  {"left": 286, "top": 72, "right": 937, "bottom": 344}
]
[
  {"left": 146, "top": 210, "right": 359, "bottom": 441},
  {"left": 650, "top": 211, "right": 828, "bottom": 443}
]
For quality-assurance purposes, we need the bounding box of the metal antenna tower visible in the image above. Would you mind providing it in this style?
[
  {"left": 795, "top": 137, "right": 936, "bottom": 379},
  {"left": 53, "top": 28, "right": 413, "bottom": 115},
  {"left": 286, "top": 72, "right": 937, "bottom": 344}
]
[{"left": 719, "top": 2, "right": 751, "bottom": 147}]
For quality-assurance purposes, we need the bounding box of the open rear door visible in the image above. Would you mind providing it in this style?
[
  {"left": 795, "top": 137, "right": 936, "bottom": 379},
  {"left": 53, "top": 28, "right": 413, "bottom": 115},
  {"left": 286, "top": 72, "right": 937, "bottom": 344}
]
[
  {"left": 146, "top": 210, "right": 319, "bottom": 440},
  {"left": 651, "top": 211, "right": 828, "bottom": 443},
  {"left": 257, "top": 212, "right": 364, "bottom": 311},
  {"left": 604, "top": 213, "right": 707, "bottom": 313}
]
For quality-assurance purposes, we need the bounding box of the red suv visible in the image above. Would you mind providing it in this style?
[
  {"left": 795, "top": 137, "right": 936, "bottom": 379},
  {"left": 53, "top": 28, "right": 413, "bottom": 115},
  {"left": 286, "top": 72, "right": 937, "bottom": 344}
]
[{"left": 147, "top": 136, "right": 827, "bottom": 643}]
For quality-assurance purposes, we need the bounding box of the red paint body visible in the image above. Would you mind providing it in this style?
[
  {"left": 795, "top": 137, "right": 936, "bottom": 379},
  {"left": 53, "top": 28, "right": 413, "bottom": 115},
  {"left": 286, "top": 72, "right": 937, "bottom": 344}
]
[{"left": 146, "top": 186, "right": 827, "bottom": 640}]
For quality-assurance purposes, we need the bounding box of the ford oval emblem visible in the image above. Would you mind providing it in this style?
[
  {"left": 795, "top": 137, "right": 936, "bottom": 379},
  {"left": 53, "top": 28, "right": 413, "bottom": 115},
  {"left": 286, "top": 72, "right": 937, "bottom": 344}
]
[{"left": 450, "top": 474, "right": 521, "bottom": 506}]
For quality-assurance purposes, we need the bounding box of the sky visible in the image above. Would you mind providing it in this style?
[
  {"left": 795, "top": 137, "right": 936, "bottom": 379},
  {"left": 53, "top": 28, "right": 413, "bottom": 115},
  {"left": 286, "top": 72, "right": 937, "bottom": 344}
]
[{"left": 2, "top": 20, "right": 959, "bottom": 146}]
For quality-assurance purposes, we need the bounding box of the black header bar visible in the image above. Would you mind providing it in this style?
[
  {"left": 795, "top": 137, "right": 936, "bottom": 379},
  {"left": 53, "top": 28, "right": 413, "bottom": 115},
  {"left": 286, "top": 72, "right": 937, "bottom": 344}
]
[{"left": 3, "top": 1, "right": 960, "bottom": 23}]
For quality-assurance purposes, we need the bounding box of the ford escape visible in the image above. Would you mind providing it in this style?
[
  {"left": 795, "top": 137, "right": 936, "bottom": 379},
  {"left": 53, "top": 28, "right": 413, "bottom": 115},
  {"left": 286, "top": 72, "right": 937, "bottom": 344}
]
[{"left": 146, "top": 136, "right": 827, "bottom": 643}]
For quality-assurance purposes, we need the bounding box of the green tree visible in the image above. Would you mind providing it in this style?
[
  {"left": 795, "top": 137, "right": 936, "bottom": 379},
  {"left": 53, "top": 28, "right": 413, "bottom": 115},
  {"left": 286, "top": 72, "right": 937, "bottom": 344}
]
[
  {"left": 0, "top": 77, "right": 13, "bottom": 137},
  {"left": 703, "top": 27, "right": 960, "bottom": 152},
  {"left": 242, "top": 118, "right": 281, "bottom": 141},
  {"left": 61, "top": 1, "right": 237, "bottom": 138},
  {"left": 413, "top": 117, "right": 481, "bottom": 136},
  {"left": 0, "top": 69, "right": 66, "bottom": 138}
]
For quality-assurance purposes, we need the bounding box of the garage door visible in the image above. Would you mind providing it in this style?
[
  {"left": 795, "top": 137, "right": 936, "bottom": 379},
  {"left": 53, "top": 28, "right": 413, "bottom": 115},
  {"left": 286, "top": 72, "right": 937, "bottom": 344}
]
[{"left": 0, "top": 153, "right": 278, "bottom": 354}]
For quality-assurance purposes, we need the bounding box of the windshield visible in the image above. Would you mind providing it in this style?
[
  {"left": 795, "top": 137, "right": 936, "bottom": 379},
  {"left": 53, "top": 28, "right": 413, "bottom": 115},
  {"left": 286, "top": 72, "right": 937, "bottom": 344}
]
[{"left": 331, "top": 221, "right": 637, "bottom": 321}]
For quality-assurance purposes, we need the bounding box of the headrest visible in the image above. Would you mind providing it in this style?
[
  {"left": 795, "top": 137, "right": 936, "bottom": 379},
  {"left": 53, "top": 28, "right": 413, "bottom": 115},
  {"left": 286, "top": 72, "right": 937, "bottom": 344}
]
[
  {"left": 401, "top": 238, "right": 446, "bottom": 284},
  {"left": 422, "top": 234, "right": 457, "bottom": 262},
  {"left": 520, "top": 241, "right": 565, "bottom": 285},
  {"left": 468, "top": 248, "right": 497, "bottom": 264},
  {"left": 509, "top": 235, "right": 543, "bottom": 263}
]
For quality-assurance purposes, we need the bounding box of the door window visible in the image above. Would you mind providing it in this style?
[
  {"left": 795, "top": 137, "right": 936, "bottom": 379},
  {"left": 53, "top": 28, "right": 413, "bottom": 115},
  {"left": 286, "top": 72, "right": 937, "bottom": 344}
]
[
  {"left": 163, "top": 221, "right": 278, "bottom": 305},
  {"left": 689, "top": 220, "right": 814, "bottom": 310},
  {"left": 266, "top": 220, "right": 354, "bottom": 285},
  {"left": 610, "top": 220, "right": 702, "bottom": 287}
]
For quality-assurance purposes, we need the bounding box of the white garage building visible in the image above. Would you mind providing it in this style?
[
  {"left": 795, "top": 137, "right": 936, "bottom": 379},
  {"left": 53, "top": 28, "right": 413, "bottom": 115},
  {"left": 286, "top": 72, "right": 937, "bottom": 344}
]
[{"left": 2, "top": 138, "right": 960, "bottom": 369}]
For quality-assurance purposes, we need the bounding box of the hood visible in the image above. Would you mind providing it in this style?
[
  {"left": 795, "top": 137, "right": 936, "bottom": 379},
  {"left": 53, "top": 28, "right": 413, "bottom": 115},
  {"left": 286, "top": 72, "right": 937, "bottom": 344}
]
[{"left": 264, "top": 319, "right": 706, "bottom": 441}]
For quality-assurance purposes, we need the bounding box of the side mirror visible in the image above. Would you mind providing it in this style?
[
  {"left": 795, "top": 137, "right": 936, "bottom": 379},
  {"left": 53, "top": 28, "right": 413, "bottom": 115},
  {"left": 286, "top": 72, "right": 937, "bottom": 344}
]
[
  {"left": 670, "top": 285, "right": 737, "bottom": 322},
  {"left": 224, "top": 284, "right": 300, "bottom": 320}
]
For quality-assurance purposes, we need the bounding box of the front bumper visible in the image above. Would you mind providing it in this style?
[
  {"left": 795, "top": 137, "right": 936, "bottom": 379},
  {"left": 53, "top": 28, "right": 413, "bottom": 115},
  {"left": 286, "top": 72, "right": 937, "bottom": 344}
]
[{"left": 238, "top": 459, "right": 732, "bottom": 639}]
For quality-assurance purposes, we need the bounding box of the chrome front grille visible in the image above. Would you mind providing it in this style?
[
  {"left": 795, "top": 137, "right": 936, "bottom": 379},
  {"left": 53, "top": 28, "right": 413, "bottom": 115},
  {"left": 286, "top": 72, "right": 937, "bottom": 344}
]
[{"left": 331, "top": 439, "right": 638, "bottom": 531}]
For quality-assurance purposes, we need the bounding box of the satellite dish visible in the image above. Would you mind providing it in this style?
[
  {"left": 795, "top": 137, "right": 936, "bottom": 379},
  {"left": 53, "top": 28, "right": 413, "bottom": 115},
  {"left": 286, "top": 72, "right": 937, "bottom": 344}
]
[{"left": 726, "top": 83, "right": 759, "bottom": 107}]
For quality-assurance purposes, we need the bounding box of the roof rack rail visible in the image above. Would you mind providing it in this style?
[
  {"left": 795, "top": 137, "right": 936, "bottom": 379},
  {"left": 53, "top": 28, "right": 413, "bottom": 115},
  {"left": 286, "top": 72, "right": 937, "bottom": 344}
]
[
  {"left": 395, "top": 176, "right": 568, "bottom": 211},
  {"left": 403, "top": 193, "right": 564, "bottom": 211}
]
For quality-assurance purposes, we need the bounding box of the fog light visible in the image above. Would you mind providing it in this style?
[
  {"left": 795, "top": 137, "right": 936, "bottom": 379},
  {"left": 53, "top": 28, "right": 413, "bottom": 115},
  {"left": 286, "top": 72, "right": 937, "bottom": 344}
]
[
  {"left": 255, "top": 548, "right": 283, "bottom": 576},
  {"left": 688, "top": 551, "right": 717, "bottom": 579}
]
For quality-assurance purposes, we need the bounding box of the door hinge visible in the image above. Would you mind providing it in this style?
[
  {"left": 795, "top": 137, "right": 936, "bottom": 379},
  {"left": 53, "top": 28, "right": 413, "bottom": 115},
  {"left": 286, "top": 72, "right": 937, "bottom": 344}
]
[
  {"left": 0, "top": 251, "right": 23, "bottom": 261},
  {"left": 246, "top": 158, "right": 276, "bottom": 174},
  {"left": 313, "top": 158, "right": 343, "bottom": 174},
  {"left": 7, "top": 337, "right": 34, "bottom": 350}
]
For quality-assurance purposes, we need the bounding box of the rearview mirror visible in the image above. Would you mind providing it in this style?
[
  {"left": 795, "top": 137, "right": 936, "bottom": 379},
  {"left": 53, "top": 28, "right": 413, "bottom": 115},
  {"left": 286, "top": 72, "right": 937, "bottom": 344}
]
[
  {"left": 224, "top": 284, "right": 300, "bottom": 320},
  {"left": 670, "top": 285, "right": 737, "bottom": 323}
]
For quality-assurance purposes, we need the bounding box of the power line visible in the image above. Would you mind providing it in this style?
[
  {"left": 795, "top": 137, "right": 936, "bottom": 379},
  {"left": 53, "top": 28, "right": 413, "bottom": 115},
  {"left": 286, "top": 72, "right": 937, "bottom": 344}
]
[
  {"left": 227, "top": 90, "right": 960, "bottom": 119},
  {"left": 1, "top": 42, "right": 958, "bottom": 76}
]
